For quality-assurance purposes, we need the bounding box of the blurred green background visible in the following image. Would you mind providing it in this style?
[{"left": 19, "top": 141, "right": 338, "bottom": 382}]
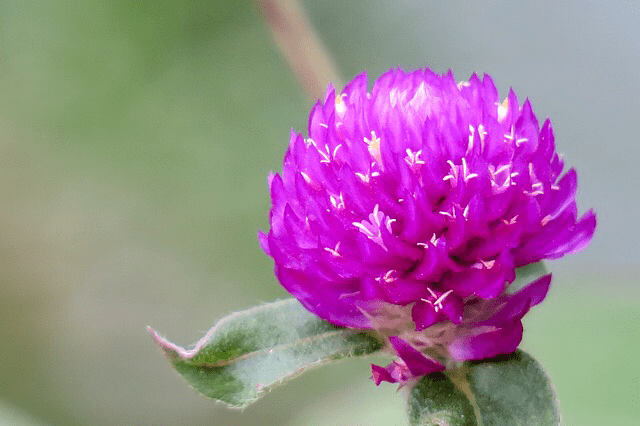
[{"left": 0, "top": 0, "right": 638, "bottom": 425}]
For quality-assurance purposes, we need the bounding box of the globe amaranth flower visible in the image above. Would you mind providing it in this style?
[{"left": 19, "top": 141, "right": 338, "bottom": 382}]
[{"left": 259, "top": 68, "right": 596, "bottom": 385}]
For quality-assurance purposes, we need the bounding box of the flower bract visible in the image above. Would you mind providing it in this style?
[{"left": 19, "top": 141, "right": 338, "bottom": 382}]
[{"left": 260, "top": 68, "right": 596, "bottom": 384}]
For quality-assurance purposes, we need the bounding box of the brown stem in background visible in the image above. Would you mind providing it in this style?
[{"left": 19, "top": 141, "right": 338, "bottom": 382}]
[{"left": 257, "top": 0, "right": 342, "bottom": 100}]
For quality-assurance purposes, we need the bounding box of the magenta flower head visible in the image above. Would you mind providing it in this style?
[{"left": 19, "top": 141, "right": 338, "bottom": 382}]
[{"left": 259, "top": 68, "right": 596, "bottom": 385}]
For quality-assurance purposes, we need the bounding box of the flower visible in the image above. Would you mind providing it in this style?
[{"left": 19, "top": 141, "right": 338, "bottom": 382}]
[{"left": 259, "top": 68, "right": 596, "bottom": 385}]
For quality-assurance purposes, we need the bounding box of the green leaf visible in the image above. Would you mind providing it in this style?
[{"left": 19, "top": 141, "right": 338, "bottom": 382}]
[
  {"left": 506, "top": 261, "right": 548, "bottom": 295},
  {"left": 408, "top": 372, "right": 477, "bottom": 426},
  {"left": 149, "top": 299, "right": 383, "bottom": 408},
  {"left": 408, "top": 350, "right": 560, "bottom": 426}
]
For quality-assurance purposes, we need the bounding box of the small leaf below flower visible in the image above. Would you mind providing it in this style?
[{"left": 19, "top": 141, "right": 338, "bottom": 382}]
[
  {"left": 149, "top": 299, "right": 383, "bottom": 408},
  {"left": 408, "top": 350, "right": 560, "bottom": 426}
]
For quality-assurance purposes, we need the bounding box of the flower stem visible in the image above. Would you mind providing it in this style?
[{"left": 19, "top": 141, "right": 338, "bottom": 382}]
[{"left": 256, "top": 0, "right": 342, "bottom": 100}]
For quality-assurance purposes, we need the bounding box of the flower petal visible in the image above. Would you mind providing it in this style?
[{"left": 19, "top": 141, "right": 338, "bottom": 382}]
[
  {"left": 389, "top": 336, "right": 445, "bottom": 376},
  {"left": 449, "top": 320, "right": 523, "bottom": 361}
]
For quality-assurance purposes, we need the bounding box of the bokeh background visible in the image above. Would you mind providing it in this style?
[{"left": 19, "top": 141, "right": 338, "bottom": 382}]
[{"left": 0, "top": 1, "right": 638, "bottom": 425}]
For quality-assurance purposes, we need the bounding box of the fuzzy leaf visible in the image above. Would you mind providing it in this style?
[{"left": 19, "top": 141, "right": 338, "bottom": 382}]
[
  {"left": 149, "top": 299, "right": 383, "bottom": 408},
  {"left": 408, "top": 372, "right": 477, "bottom": 426},
  {"left": 408, "top": 350, "right": 560, "bottom": 426}
]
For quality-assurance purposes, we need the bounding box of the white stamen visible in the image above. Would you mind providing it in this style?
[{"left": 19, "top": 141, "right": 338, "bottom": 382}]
[
  {"left": 372, "top": 204, "right": 381, "bottom": 227},
  {"left": 318, "top": 145, "right": 330, "bottom": 163},
  {"left": 332, "top": 144, "right": 343, "bottom": 158},
  {"left": 427, "top": 287, "right": 438, "bottom": 300},
  {"left": 335, "top": 93, "right": 347, "bottom": 116},
  {"left": 480, "top": 259, "right": 496, "bottom": 269},
  {"left": 330, "top": 192, "right": 345, "bottom": 210},
  {"left": 352, "top": 221, "right": 374, "bottom": 237},
  {"left": 353, "top": 205, "right": 391, "bottom": 249},
  {"left": 504, "top": 126, "right": 515, "bottom": 141},
  {"left": 502, "top": 215, "right": 518, "bottom": 225},
  {"left": 495, "top": 165, "right": 511, "bottom": 176},
  {"left": 444, "top": 160, "right": 459, "bottom": 185},
  {"left": 339, "top": 291, "right": 361, "bottom": 299},
  {"left": 364, "top": 131, "right": 382, "bottom": 164},
  {"left": 541, "top": 215, "right": 552, "bottom": 226},
  {"left": 472, "top": 259, "right": 495, "bottom": 270},
  {"left": 478, "top": 124, "right": 487, "bottom": 153},
  {"left": 433, "top": 290, "right": 453, "bottom": 310},
  {"left": 319, "top": 123, "right": 329, "bottom": 128},
  {"left": 497, "top": 98, "right": 508, "bottom": 122},
  {"left": 462, "top": 158, "right": 478, "bottom": 182},
  {"left": 355, "top": 172, "right": 370, "bottom": 183},
  {"left": 385, "top": 217, "right": 396, "bottom": 232},
  {"left": 381, "top": 270, "right": 396, "bottom": 283},
  {"left": 300, "top": 171, "right": 312, "bottom": 183},
  {"left": 466, "top": 173, "right": 479, "bottom": 181},
  {"left": 405, "top": 148, "right": 425, "bottom": 168},
  {"left": 324, "top": 242, "right": 341, "bottom": 257},
  {"left": 439, "top": 208, "right": 456, "bottom": 219}
]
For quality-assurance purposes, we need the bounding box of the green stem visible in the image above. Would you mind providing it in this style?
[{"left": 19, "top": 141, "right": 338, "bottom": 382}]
[{"left": 447, "top": 365, "right": 483, "bottom": 426}]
